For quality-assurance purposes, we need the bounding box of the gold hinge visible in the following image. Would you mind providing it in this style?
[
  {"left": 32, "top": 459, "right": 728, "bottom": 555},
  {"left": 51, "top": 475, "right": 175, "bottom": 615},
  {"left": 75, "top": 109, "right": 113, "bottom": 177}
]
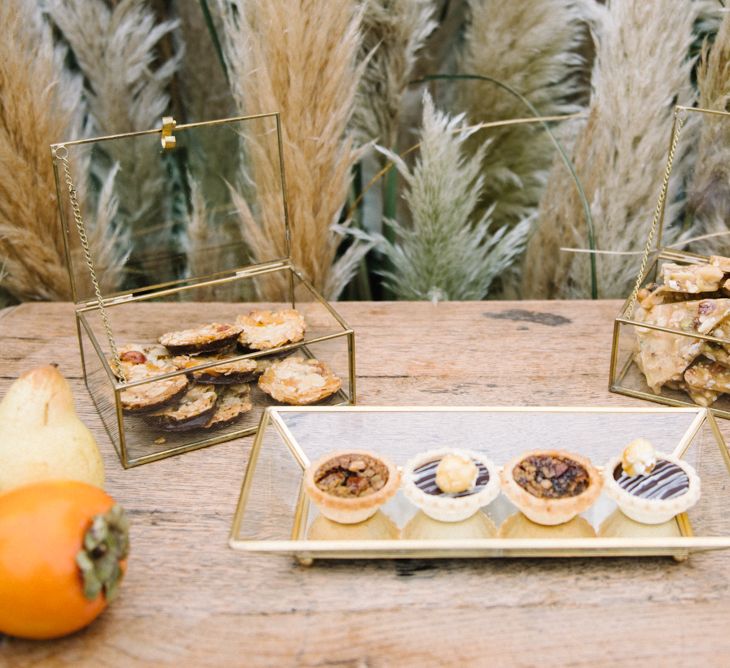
[{"left": 161, "top": 116, "right": 177, "bottom": 150}]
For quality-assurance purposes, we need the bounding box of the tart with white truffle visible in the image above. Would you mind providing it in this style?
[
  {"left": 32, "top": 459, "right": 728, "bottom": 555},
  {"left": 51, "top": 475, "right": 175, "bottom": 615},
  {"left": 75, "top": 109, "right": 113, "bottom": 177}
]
[
  {"left": 116, "top": 344, "right": 188, "bottom": 414},
  {"left": 501, "top": 449, "right": 602, "bottom": 525},
  {"left": 144, "top": 384, "right": 218, "bottom": 431},
  {"left": 237, "top": 309, "right": 306, "bottom": 353},
  {"left": 258, "top": 357, "right": 341, "bottom": 405},
  {"left": 402, "top": 449, "right": 500, "bottom": 523},
  {"left": 159, "top": 322, "right": 242, "bottom": 355},
  {"left": 303, "top": 451, "right": 400, "bottom": 524},
  {"left": 603, "top": 438, "right": 700, "bottom": 524}
]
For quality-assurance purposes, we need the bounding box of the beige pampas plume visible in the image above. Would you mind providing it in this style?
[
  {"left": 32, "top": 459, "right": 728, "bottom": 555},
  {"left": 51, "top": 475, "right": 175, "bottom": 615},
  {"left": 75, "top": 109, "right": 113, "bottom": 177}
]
[
  {"left": 216, "top": 0, "right": 370, "bottom": 300},
  {"left": 46, "top": 0, "right": 182, "bottom": 275},
  {"left": 457, "top": 0, "right": 592, "bottom": 232},
  {"left": 688, "top": 9, "right": 730, "bottom": 257},
  {"left": 374, "top": 93, "right": 530, "bottom": 301},
  {"left": 522, "top": 0, "right": 699, "bottom": 298},
  {"left": 0, "top": 0, "right": 82, "bottom": 300},
  {"left": 352, "top": 0, "right": 437, "bottom": 148}
]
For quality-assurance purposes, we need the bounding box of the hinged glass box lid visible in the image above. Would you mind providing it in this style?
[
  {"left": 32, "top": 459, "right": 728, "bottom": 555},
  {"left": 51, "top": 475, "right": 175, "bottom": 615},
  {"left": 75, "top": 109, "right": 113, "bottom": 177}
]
[
  {"left": 611, "top": 106, "right": 730, "bottom": 416},
  {"left": 51, "top": 113, "right": 355, "bottom": 468},
  {"left": 230, "top": 406, "right": 730, "bottom": 563}
]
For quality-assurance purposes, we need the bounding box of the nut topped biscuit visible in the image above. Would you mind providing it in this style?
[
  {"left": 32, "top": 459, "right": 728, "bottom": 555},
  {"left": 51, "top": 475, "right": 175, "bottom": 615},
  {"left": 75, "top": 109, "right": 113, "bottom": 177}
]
[
  {"left": 172, "top": 354, "right": 258, "bottom": 385},
  {"left": 145, "top": 384, "right": 218, "bottom": 431},
  {"left": 159, "top": 323, "right": 242, "bottom": 355},
  {"left": 258, "top": 357, "right": 341, "bottom": 405},
  {"left": 115, "top": 344, "right": 188, "bottom": 414},
  {"left": 204, "top": 383, "right": 252, "bottom": 429},
  {"left": 237, "top": 309, "right": 306, "bottom": 352}
]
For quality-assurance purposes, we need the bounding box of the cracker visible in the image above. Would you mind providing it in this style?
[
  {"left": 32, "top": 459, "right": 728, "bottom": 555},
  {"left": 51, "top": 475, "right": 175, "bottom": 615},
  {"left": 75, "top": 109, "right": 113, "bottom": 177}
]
[
  {"left": 159, "top": 323, "right": 242, "bottom": 355},
  {"left": 237, "top": 309, "right": 306, "bottom": 352},
  {"left": 258, "top": 357, "right": 341, "bottom": 405}
]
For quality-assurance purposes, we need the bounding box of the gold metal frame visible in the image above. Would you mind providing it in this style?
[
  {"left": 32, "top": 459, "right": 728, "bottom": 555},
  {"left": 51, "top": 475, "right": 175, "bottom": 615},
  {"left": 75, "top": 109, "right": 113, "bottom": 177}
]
[
  {"left": 50, "top": 113, "right": 356, "bottom": 467},
  {"left": 229, "top": 405, "right": 730, "bottom": 563},
  {"left": 610, "top": 106, "right": 730, "bottom": 415}
]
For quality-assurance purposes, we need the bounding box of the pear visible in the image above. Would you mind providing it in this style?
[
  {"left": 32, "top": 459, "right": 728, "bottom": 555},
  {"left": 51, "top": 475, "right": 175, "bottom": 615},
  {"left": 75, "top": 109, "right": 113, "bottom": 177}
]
[{"left": 0, "top": 365, "right": 104, "bottom": 492}]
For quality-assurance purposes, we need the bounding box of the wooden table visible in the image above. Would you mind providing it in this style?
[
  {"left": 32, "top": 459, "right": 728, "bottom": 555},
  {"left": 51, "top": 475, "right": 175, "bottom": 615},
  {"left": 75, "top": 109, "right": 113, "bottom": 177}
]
[{"left": 1, "top": 301, "right": 729, "bottom": 666}]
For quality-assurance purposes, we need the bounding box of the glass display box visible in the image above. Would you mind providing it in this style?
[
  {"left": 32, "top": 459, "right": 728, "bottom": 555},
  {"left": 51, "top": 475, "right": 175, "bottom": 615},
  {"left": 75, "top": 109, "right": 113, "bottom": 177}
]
[{"left": 51, "top": 114, "right": 355, "bottom": 467}]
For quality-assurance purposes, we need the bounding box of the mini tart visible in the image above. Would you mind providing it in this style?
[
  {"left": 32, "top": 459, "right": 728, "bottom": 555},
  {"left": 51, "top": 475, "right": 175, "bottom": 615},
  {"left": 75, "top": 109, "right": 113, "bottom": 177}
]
[
  {"left": 402, "top": 448, "right": 500, "bottom": 523},
  {"left": 258, "top": 357, "right": 341, "bottom": 405},
  {"left": 116, "top": 344, "right": 188, "bottom": 414},
  {"left": 144, "top": 384, "right": 218, "bottom": 432},
  {"left": 237, "top": 309, "right": 306, "bottom": 352},
  {"left": 303, "top": 450, "right": 400, "bottom": 524},
  {"left": 501, "top": 450, "right": 602, "bottom": 526},
  {"left": 159, "top": 323, "right": 242, "bottom": 355},
  {"left": 172, "top": 354, "right": 258, "bottom": 385},
  {"left": 603, "top": 452, "right": 700, "bottom": 524},
  {"left": 204, "top": 383, "right": 252, "bottom": 429}
]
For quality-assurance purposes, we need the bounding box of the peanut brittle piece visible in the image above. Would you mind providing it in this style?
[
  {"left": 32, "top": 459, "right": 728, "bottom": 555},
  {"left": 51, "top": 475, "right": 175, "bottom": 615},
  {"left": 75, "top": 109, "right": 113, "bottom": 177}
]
[
  {"left": 685, "top": 359, "right": 730, "bottom": 393},
  {"left": 664, "top": 379, "right": 721, "bottom": 407},
  {"left": 643, "top": 298, "right": 730, "bottom": 334},
  {"left": 660, "top": 262, "right": 723, "bottom": 293},
  {"left": 710, "top": 255, "right": 730, "bottom": 273}
]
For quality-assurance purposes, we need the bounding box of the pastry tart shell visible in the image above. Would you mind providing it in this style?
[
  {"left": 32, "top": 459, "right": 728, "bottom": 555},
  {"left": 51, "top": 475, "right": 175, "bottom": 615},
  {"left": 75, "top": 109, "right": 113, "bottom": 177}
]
[
  {"left": 303, "top": 450, "right": 400, "bottom": 524},
  {"left": 500, "top": 449, "right": 603, "bottom": 526},
  {"left": 402, "top": 448, "right": 500, "bottom": 523},
  {"left": 603, "top": 452, "right": 700, "bottom": 524}
]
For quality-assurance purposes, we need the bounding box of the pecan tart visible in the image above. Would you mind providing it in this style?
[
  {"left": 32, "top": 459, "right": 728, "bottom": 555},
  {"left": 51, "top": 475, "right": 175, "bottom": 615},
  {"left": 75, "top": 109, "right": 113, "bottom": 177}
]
[
  {"left": 116, "top": 344, "right": 188, "bottom": 414},
  {"left": 144, "top": 384, "right": 218, "bottom": 432},
  {"left": 603, "top": 439, "right": 700, "bottom": 524},
  {"left": 303, "top": 451, "right": 400, "bottom": 524},
  {"left": 258, "top": 357, "right": 341, "bottom": 405},
  {"left": 237, "top": 309, "right": 306, "bottom": 352},
  {"left": 172, "top": 353, "right": 258, "bottom": 385},
  {"left": 501, "top": 450, "right": 602, "bottom": 525},
  {"left": 203, "top": 383, "right": 252, "bottom": 429},
  {"left": 159, "top": 323, "right": 242, "bottom": 355},
  {"left": 402, "top": 449, "right": 500, "bottom": 523}
]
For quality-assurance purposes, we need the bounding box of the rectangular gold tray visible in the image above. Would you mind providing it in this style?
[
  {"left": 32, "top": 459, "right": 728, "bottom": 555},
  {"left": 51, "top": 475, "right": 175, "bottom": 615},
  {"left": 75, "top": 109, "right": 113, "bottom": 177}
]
[{"left": 229, "top": 406, "right": 730, "bottom": 563}]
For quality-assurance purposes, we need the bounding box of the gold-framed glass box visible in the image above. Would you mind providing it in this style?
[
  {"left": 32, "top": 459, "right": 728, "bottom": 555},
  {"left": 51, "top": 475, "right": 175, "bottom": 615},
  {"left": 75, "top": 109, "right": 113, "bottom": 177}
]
[
  {"left": 611, "top": 106, "right": 730, "bottom": 416},
  {"left": 51, "top": 113, "right": 355, "bottom": 468},
  {"left": 229, "top": 406, "right": 730, "bottom": 564}
]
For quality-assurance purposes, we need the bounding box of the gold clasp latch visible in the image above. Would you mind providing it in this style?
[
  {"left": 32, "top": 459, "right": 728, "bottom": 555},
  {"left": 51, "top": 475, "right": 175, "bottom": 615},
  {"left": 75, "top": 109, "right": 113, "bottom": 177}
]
[{"left": 161, "top": 116, "right": 177, "bottom": 150}]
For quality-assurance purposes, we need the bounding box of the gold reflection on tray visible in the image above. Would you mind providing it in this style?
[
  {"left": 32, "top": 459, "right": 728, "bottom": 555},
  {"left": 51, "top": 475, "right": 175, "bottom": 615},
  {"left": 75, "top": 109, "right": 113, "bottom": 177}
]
[
  {"left": 598, "top": 509, "right": 681, "bottom": 538},
  {"left": 499, "top": 513, "right": 596, "bottom": 539},
  {"left": 402, "top": 510, "right": 497, "bottom": 540},
  {"left": 307, "top": 510, "right": 400, "bottom": 540}
]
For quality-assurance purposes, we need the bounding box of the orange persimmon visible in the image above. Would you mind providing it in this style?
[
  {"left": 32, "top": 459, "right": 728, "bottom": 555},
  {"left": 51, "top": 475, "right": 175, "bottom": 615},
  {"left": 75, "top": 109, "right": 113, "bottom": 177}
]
[{"left": 0, "top": 480, "right": 129, "bottom": 639}]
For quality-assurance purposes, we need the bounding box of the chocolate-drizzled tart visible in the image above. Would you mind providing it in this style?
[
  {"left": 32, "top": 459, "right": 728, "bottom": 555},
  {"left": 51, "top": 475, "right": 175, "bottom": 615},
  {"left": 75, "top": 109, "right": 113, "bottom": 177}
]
[
  {"left": 159, "top": 323, "right": 242, "bottom": 355},
  {"left": 303, "top": 450, "right": 400, "bottom": 524},
  {"left": 402, "top": 449, "right": 500, "bottom": 523},
  {"left": 203, "top": 383, "right": 252, "bottom": 429},
  {"left": 603, "top": 442, "right": 700, "bottom": 524},
  {"left": 501, "top": 450, "right": 602, "bottom": 525}
]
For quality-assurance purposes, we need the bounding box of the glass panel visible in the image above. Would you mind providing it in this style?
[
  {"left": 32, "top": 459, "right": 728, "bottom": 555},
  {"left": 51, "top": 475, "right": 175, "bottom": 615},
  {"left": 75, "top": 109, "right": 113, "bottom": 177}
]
[
  {"left": 53, "top": 114, "right": 287, "bottom": 303},
  {"left": 232, "top": 407, "right": 730, "bottom": 554}
]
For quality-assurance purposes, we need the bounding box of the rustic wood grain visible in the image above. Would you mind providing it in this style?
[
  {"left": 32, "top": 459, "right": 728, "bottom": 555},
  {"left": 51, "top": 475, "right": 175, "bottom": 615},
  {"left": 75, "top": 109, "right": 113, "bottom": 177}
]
[{"left": 1, "top": 301, "right": 729, "bottom": 667}]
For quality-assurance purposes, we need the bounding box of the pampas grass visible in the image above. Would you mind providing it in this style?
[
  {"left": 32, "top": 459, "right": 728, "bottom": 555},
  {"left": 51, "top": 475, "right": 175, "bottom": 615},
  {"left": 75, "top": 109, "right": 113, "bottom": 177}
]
[
  {"left": 46, "top": 0, "right": 182, "bottom": 270},
  {"left": 522, "top": 0, "right": 699, "bottom": 298},
  {"left": 217, "top": 0, "right": 369, "bottom": 300},
  {"left": 688, "top": 10, "right": 730, "bottom": 257},
  {"left": 457, "top": 0, "right": 591, "bottom": 232},
  {"left": 0, "top": 0, "right": 82, "bottom": 300},
  {"left": 375, "top": 93, "right": 529, "bottom": 301},
  {"left": 352, "top": 0, "right": 437, "bottom": 147}
]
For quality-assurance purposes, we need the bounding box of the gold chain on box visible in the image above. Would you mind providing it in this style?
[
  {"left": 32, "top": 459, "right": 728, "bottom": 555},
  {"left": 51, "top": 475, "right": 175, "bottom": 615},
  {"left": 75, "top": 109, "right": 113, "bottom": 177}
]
[
  {"left": 626, "top": 108, "right": 687, "bottom": 317},
  {"left": 54, "top": 146, "right": 126, "bottom": 382}
]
